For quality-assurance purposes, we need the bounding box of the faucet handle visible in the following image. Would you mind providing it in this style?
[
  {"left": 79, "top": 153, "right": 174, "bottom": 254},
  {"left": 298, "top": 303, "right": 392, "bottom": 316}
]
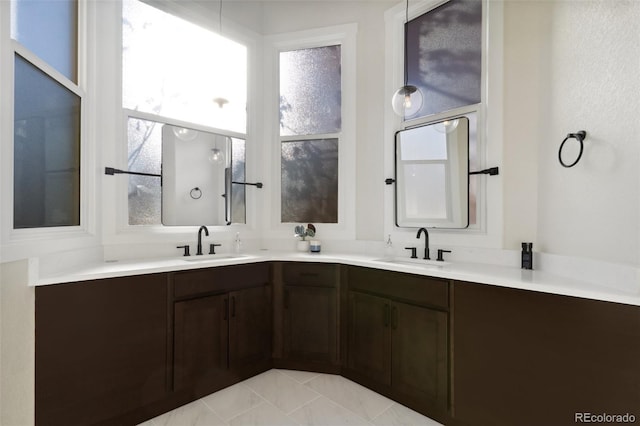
[
  {"left": 209, "top": 243, "right": 222, "bottom": 255},
  {"left": 404, "top": 247, "right": 418, "bottom": 259},
  {"left": 436, "top": 249, "right": 451, "bottom": 262},
  {"left": 177, "top": 245, "right": 190, "bottom": 256}
]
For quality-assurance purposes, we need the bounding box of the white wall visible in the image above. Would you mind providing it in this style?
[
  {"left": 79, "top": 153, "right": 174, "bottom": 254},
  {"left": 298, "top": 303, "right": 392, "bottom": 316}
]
[
  {"left": 503, "top": 0, "right": 640, "bottom": 266},
  {"left": 0, "top": 260, "right": 35, "bottom": 426}
]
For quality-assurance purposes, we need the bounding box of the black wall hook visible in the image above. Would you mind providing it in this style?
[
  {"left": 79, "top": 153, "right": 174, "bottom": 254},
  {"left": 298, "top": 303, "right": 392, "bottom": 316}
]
[{"left": 559, "top": 130, "right": 587, "bottom": 168}]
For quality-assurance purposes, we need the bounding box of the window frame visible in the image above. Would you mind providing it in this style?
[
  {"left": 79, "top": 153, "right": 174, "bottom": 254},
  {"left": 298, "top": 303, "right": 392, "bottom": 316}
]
[
  {"left": 264, "top": 24, "right": 357, "bottom": 241},
  {"left": 1, "top": 0, "right": 97, "bottom": 258},
  {"left": 384, "top": 0, "right": 504, "bottom": 248},
  {"left": 110, "top": 0, "right": 262, "bottom": 242}
]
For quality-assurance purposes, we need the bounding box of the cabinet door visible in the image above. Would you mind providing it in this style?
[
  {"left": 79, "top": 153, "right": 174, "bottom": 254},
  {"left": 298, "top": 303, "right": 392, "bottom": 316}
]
[
  {"left": 35, "top": 274, "right": 168, "bottom": 426},
  {"left": 284, "top": 285, "right": 338, "bottom": 362},
  {"left": 347, "top": 291, "right": 392, "bottom": 385},
  {"left": 452, "top": 281, "right": 640, "bottom": 426},
  {"left": 392, "top": 301, "right": 448, "bottom": 412},
  {"left": 229, "top": 285, "right": 271, "bottom": 369},
  {"left": 174, "top": 294, "right": 229, "bottom": 390}
]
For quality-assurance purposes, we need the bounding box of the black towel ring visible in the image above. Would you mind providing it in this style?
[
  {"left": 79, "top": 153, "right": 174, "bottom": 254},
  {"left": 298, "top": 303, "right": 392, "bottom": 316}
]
[
  {"left": 190, "top": 187, "right": 202, "bottom": 199},
  {"left": 558, "top": 130, "right": 587, "bottom": 168}
]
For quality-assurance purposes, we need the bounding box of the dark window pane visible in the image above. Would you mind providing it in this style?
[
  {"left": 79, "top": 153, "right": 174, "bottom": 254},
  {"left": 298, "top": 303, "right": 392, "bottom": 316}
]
[
  {"left": 407, "top": 0, "right": 482, "bottom": 118},
  {"left": 14, "top": 55, "right": 80, "bottom": 228},
  {"left": 280, "top": 46, "right": 342, "bottom": 136},
  {"left": 281, "top": 139, "right": 338, "bottom": 223},
  {"left": 11, "top": 0, "right": 78, "bottom": 82},
  {"left": 127, "top": 117, "right": 162, "bottom": 225}
]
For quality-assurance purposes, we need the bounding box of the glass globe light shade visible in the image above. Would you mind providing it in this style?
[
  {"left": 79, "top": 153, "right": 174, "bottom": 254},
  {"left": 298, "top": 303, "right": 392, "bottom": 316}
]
[
  {"left": 209, "top": 148, "right": 225, "bottom": 165},
  {"left": 391, "top": 85, "right": 423, "bottom": 118},
  {"left": 434, "top": 118, "right": 460, "bottom": 134},
  {"left": 172, "top": 127, "right": 198, "bottom": 141}
]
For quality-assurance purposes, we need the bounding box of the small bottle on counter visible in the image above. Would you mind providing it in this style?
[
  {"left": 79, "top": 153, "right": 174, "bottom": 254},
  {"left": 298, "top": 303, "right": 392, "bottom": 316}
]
[
  {"left": 235, "top": 232, "right": 242, "bottom": 254},
  {"left": 385, "top": 234, "right": 395, "bottom": 259},
  {"left": 521, "top": 242, "right": 533, "bottom": 270},
  {"left": 310, "top": 240, "right": 321, "bottom": 253}
]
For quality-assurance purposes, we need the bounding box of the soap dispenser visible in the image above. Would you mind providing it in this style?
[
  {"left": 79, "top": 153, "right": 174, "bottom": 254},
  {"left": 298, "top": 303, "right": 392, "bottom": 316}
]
[
  {"left": 384, "top": 234, "right": 395, "bottom": 259},
  {"left": 234, "top": 232, "right": 242, "bottom": 254},
  {"left": 521, "top": 242, "right": 533, "bottom": 270}
]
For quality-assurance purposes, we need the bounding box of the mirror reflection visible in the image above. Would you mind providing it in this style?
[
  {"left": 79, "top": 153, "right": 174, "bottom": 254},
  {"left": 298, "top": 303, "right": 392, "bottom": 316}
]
[{"left": 395, "top": 117, "right": 469, "bottom": 228}]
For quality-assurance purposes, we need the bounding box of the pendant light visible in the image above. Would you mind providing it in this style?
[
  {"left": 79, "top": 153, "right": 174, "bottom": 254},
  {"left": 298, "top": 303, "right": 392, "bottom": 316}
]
[
  {"left": 391, "top": 0, "right": 423, "bottom": 118},
  {"left": 213, "top": 0, "right": 229, "bottom": 109}
]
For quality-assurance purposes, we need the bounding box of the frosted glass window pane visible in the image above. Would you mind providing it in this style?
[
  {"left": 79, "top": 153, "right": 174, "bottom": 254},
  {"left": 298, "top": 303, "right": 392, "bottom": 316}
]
[
  {"left": 122, "top": 0, "right": 247, "bottom": 133},
  {"left": 281, "top": 139, "right": 338, "bottom": 223},
  {"left": 407, "top": 0, "right": 482, "bottom": 118},
  {"left": 231, "top": 139, "right": 246, "bottom": 224},
  {"left": 127, "top": 118, "right": 162, "bottom": 225},
  {"left": 280, "top": 46, "right": 341, "bottom": 136},
  {"left": 14, "top": 55, "right": 80, "bottom": 228},
  {"left": 11, "top": 0, "right": 78, "bottom": 82},
  {"left": 403, "top": 164, "right": 447, "bottom": 219}
]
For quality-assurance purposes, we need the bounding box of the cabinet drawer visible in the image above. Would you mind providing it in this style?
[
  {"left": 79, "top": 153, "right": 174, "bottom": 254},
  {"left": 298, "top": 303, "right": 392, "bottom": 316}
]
[
  {"left": 282, "top": 262, "right": 338, "bottom": 287},
  {"left": 348, "top": 266, "right": 448, "bottom": 310},
  {"left": 174, "top": 263, "right": 270, "bottom": 299}
]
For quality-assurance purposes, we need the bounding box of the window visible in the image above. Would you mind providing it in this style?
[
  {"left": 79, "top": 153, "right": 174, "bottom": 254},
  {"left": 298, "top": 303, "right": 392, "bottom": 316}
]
[
  {"left": 401, "top": 0, "right": 482, "bottom": 227},
  {"left": 11, "top": 0, "right": 82, "bottom": 229},
  {"left": 122, "top": 0, "right": 248, "bottom": 226},
  {"left": 406, "top": 0, "right": 482, "bottom": 120},
  {"left": 279, "top": 45, "right": 341, "bottom": 223}
]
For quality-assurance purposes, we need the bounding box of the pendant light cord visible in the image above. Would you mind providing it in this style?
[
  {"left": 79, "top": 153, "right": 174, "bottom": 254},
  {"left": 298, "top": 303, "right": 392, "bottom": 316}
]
[
  {"left": 219, "top": 0, "right": 223, "bottom": 34},
  {"left": 403, "top": 0, "right": 409, "bottom": 87}
]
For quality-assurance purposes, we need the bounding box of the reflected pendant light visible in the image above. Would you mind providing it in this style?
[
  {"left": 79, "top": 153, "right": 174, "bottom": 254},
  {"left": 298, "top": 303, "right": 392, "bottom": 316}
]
[{"left": 391, "top": 0, "right": 423, "bottom": 118}]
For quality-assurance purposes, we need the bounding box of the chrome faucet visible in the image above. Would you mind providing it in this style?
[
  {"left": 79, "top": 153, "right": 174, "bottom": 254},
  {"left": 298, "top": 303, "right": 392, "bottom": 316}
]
[
  {"left": 416, "top": 227, "right": 430, "bottom": 260},
  {"left": 196, "top": 225, "right": 209, "bottom": 255}
]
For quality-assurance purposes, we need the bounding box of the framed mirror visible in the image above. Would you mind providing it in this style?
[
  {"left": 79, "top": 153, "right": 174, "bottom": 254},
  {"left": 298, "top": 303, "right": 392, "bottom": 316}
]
[
  {"left": 394, "top": 117, "right": 469, "bottom": 228},
  {"left": 125, "top": 116, "right": 246, "bottom": 226}
]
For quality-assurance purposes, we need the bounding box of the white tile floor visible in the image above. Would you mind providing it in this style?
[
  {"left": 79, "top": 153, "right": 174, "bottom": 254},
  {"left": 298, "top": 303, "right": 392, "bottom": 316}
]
[{"left": 139, "top": 369, "right": 444, "bottom": 426}]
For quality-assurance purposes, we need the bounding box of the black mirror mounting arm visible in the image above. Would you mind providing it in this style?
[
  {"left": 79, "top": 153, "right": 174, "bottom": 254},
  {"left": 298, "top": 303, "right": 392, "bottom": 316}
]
[{"left": 469, "top": 167, "right": 499, "bottom": 176}]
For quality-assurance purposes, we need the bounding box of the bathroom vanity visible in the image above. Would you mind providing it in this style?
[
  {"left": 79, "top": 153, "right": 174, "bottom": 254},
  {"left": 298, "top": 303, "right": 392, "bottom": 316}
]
[{"left": 33, "top": 255, "right": 640, "bottom": 426}]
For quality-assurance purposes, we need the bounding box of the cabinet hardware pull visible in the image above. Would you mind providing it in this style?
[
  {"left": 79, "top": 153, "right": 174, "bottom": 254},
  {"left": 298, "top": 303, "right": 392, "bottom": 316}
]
[
  {"left": 391, "top": 306, "right": 398, "bottom": 329},
  {"left": 384, "top": 304, "right": 390, "bottom": 327},
  {"left": 231, "top": 296, "right": 236, "bottom": 318}
]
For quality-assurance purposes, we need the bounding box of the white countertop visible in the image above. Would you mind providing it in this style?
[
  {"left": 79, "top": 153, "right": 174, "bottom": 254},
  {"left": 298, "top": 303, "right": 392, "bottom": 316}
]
[{"left": 31, "top": 249, "right": 640, "bottom": 307}]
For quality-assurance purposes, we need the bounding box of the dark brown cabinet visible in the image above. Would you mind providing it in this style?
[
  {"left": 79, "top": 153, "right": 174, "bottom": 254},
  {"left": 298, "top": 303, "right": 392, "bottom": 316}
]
[
  {"left": 35, "top": 260, "right": 640, "bottom": 426},
  {"left": 280, "top": 263, "right": 340, "bottom": 369},
  {"left": 172, "top": 264, "right": 271, "bottom": 395},
  {"left": 35, "top": 273, "right": 170, "bottom": 426},
  {"left": 451, "top": 280, "right": 640, "bottom": 426},
  {"left": 345, "top": 266, "right": 449, "bottom": 422}
]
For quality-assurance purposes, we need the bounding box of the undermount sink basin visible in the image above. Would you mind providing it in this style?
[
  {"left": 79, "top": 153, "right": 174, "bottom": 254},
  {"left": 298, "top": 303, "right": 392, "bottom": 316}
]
[
  {"left": 180, "top": 253, "right": 248, "bottom": 262},
  {"left": 373, "top": 257, "right": 450, "bottom": 268}
]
